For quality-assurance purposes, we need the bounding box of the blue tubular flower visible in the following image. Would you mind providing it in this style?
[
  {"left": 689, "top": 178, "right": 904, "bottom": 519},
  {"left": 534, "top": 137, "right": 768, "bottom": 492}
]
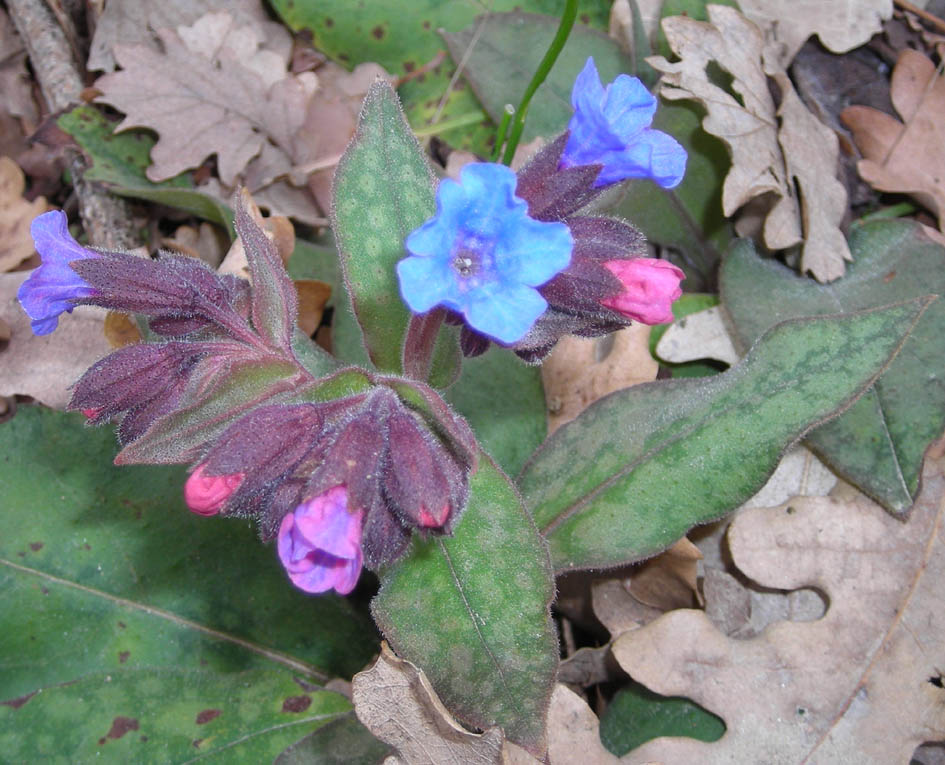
[
  {"left": 397, "top": 163, "right": 572, "bottom": 344},
  {"left": 561, "top": 57, "right": 687, "bottom": 189},
  {"left": 17, "top": 211, "right": 101, "bottom": 335}
]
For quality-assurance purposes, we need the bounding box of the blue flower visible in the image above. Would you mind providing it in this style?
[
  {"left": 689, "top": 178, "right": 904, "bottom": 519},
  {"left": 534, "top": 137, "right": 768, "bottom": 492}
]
[
  {"left": 397, "top": 163, "right": 572, "bottom": 344},
  {"left": 17, "top": 211, "right": 101, "bottom": 335},
  {"left": 561, "top": 57, "right": 687, "bottom": 189}
]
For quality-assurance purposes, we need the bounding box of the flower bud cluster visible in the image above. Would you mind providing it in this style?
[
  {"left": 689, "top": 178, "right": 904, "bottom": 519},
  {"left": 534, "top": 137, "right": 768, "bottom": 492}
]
[{"left": 184, "top": 385, "right": 477, "bottom": 593}]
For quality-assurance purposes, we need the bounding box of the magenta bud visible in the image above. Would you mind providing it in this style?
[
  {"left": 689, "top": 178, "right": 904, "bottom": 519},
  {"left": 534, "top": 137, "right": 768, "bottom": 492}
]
[
  {"left": 185, "top": 464, "right": 245, "bottom": 516},
  {"left": 600, "top": 258, "right": 684, "bottom": 324},
  {"left": 277, "top": 486, "right": 364, "bottom": 595}
]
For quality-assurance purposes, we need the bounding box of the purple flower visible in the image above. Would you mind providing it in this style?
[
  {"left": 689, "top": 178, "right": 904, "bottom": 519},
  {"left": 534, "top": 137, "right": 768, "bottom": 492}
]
[
  {"left": 397, "top": 162, "right": 573, "bottom": 344},
  {"left": 17, "top": 211, "right": 101, "bottom": 335},
  {"left": 277, "top": 485, "right": 364, "bottom": 595},
  {"left": 561, "top": 58, "right": 687, "bottom": 189}
]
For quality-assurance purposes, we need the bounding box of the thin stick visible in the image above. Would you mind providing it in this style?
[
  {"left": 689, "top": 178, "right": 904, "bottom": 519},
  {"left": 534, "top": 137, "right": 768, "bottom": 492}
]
[
  {"left": 895, "top": 0, "right": 945, "bottom": 34},
  {"left": 6, "top": 0, "right": 138, "bottom": 250}
]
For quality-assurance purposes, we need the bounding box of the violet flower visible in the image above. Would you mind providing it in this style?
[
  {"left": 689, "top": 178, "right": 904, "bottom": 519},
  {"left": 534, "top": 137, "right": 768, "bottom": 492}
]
[
  {"left": 561, "top": 58, "right": 687, "bottom": 189},
  {"left": 277, "top": 486, "right": 364, "bottom": 595},
  {"left": 17, "top": 211, "right": 101, "bottom": 335},
  {"left": 397, "top": 162, "right": 573, "bottom": 344}
]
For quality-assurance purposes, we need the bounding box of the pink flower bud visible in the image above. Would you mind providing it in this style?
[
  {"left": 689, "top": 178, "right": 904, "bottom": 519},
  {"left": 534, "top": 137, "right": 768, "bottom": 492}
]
[
  {"left": 599, "top": 258, "right": 684, "bottom": 324},
  {"left": 277, "top": 486, "right": 364, "bottom": 595},
  {"left": 184, "top": 464, "right": 244, "bottom": 516}
]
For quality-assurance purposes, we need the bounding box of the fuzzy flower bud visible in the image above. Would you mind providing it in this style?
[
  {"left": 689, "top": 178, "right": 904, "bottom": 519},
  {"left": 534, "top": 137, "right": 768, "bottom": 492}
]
[
  {"left": 600, "top": 258, "right": 684, "bottom": 324},
  {"left": 277, "top": 486, "right": 364, "bottom": 594},
  {"left": 185, "top": 464, "right": 245, "bottom": 516}
]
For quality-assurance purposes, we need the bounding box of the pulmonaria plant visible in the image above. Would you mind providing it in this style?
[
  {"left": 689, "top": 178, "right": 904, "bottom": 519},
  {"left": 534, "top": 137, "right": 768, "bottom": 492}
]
[
  {"left": 397, "top": 56, "right": 686, "bottom": 361},
  {"left": 13, "top": 46, "right": 703, "bottom": 756},
  {"left": 19, "top": 198, "right": 476, "bottom": 595}
]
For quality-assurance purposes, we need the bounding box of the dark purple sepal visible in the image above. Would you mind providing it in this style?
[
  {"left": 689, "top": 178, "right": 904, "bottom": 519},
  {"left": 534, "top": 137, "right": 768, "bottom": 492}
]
[
  {"left": 378, "top": 377, "right": 478, "bottom": 472},
  {"left": 459, "top": 326, "right": 490, "bottom": 357},
  {"left": 117, "top": 362, "right": 200, "bottom": 444},
  {"left": 71, "top": 251, "right": 236, "bottom": 322},
  {"left": 68, "top": 342, "right": 205, "bottom": 427},
  {"left": 234, "top": 197, "right": 298, "bottom": 351},
  {"left": 384, "top": 410, "right": 468, "bottom": 533},
  {"left": 361, "top": 491, "right": 411, "bottom": 571},
  {"left": 515, "top": 132, "right": 605, "bottom": 222}
]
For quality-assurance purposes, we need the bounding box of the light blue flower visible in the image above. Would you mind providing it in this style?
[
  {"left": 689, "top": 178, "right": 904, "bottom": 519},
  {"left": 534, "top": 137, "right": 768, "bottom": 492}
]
[
  {"left": 397, "top": 163, "right": 572, "bottom": 344},
  {"left": 562, "top": 57, "right": 687, "bottom": 189},
  {"left": 17, "top": 210, "right": 100, "bottom": 335}
]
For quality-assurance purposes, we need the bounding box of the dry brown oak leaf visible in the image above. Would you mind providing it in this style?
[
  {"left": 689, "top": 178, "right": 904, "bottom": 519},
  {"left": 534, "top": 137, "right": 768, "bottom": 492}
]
[
  {"left": 0, "top": 156, "right": 45, "bottom": 272},
  {"left": 736, "top": 0, "right": 892, "bottom": 66},
  {"left": 611, "top": 459, "right": 945, "bottom": 764},
  {"left": 842, "top": 48, "right": 945, "bottom": 233},
  {"left": 94, "top": 11, "right": 316, "bottom": 186},
  {"left": 648, "top": 5, "right": 851, "bottom": 282},
  {"left": 86, "top": 0, "right": 282, "bottom": 73},
  {"left": 0, "top": 272, "right": 110, "bottom": 408},
  {"left": 352, "top": 643, "right": 506, "bottom": 765}
]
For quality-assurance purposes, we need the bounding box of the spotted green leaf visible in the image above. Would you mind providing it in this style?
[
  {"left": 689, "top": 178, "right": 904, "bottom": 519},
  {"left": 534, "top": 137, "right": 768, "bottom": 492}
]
[
  {"left": 519, "top": 298, "right": 932, "bottom": 571},
  {"left": 372, "top": 456, "right": 557, "bottom": 753},
  {"left": 0, "top": 407, "right": 378, "bottom": 761},
  {"left": 332, "top": 80, "right": 460, "bottom": 385},
  {"left": 721, "top": 221, "right": 945, "bottom": 514}
]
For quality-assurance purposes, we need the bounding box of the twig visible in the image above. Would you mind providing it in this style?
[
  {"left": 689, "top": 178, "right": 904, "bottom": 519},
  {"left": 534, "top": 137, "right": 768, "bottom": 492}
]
[
  {"left": 895, "top": 0, "right": 945, "bottom": 35},
  {"left": 6, "top": 0, "right": 138, "bottom": 250}
]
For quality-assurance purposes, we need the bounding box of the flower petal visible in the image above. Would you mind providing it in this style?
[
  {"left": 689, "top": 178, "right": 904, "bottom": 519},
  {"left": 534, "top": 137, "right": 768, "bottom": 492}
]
[
  {"left": 464, "top": 282, "right": 548, "bottom": 344},
  {"left": 597, "top": 128, "right": 688, "bottom": 189},
  {"left": 397, "top": 255, "right": 458, "bottom": 313},
  {"left": 496, "top": 217, "right": 573, "bottom": 286}
]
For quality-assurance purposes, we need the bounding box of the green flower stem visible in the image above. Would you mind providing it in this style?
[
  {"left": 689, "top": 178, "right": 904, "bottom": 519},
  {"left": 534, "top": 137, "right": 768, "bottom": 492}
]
[
  {"left": 413, "top": 112, "right": 487, "bottom": 138},
  {"left": 490, "top": 104, "right": 516, "bottom": 161},
  {"left": 500, "top": 0, "right": 578, "bottom": 166}
]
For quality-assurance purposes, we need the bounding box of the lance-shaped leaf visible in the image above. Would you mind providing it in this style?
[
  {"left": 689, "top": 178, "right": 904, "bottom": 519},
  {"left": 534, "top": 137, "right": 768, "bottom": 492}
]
[
  {"left": 235, "top": 196, "right": 298, "bottom": 351},
  {"left": 372, "top": 457, "right": 558, "bottom": 755},
  {"left": 332, "top": 80, "right": 460, "bottom": 383},
  {"left": 519, "top": 298, "right": 932, "bottom": 572},
  {"left": 720, "top": 221, "right": 945, "bottom": 514}
]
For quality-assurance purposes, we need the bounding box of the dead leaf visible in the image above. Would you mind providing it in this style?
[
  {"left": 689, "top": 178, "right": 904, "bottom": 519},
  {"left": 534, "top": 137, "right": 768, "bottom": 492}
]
[
  {"left": 654, "top": 306, "right": 739, "bottom": 366},
  {"left": 293, "top": 61, "right": 393, "bottom": 213},
  {"left": 648, "top": 5, "right": 852, "bottom": 281},
  {"left": 87, "top": 0, "right": 284, "bottom": 73},
  {"left": 352, "top": 643, "right": 506, "bottom": 765},
  {"left": 218, "top": 189, "right": 295, "bottom": 278},
  {"left": 162, "top": 222, "right": 228, "bottom": 267},
  {"left": 541, "top": 325, "right": 658, "bottom": 433},
  {"left": 546, "top": 685, "right": 620, "bottom": 765},
  {"left": 94, "top": 11, "right": 316, "bottom": 186},
  {"left": 591, "top": 579, "right": 664, "bottom": 636},
  {"left": 0, "top": 272, "right": 111, "bottom": 408},
  {"left": 737, "top": 0, "right": 893, "bottom": 65},
  {"left": 294, "top": 279, "right": 331, "bottom": 336},
  {"left": 0, "top": 8, "right": 39, "bottom": 127},
  {"left": 842, "top": 49, "right": 945, "bottom": 231},
  {"left": 629, "top": 538, "right": 703, "bottom": 611},
  {"left": 0, "top": 157, "right": 46, "bottom": 272},
  {"left": 612, "top": 459, "right": 945, "bottom": 763},
  {"left": 103, "top": 312, "right": 142, "bottom": 348},
  {"left": 608, "top": 0, "right": 664, "bottom": 52}
]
